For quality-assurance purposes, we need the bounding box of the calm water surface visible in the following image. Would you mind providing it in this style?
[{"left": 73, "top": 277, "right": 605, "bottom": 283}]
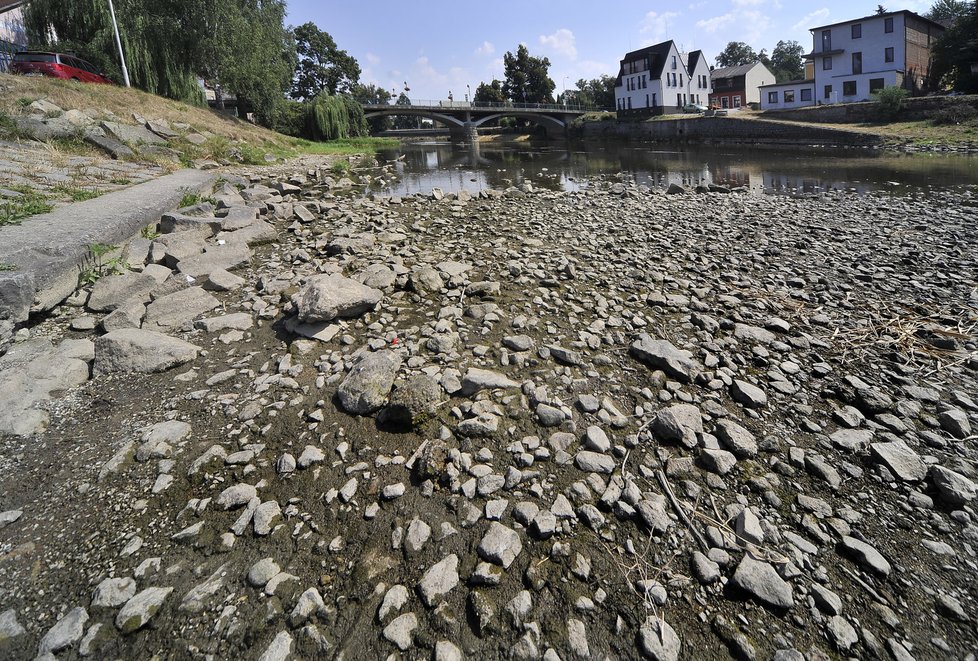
[{"left": 376, "top": 140, "right": 978, "bottom": 196}]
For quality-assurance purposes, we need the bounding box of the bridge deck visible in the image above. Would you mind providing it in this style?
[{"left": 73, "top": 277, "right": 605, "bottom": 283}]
[{"left": 361, "top": 100, "right": 592, "bottom": 114}]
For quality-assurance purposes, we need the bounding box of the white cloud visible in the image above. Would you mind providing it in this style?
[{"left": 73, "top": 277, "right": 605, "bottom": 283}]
[
  {"left": 640, "top": 11, "right": 680, "bottom": 41},
  {"left": 539, "top": 28, "right": 577, "bottom": 59},
  {"left": 696, "top": 13, "right": 736, "bottom": 33},
  {"left": 365, "top": 52, "right": 380, "bottom": 66},
  {"left": 475, "top": 41, "right": 495, "bottom": 56},
  {"left": 792, "top": 8, "right": 830, "bottom": 32}
]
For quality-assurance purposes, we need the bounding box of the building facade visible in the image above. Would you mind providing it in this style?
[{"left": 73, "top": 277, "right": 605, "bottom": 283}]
[
  {"left": 709, "top": 62, "right": 775, "bottom": 109},
  {"left": 686, "top": 50, "right": 712, "bottom": 107},
  {"left": 614, "top": 42, "right": 711, "bottom": 118},
  {"left": 0, "top": 1, "right": 27, "bottom": 73},
  {"left": 805, "top": 10, "right": 944, "bottom": 105}
]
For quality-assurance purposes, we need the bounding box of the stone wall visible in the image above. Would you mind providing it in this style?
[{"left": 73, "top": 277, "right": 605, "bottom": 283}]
[
  {"left": 760, "top": 95, "right": 978, "bottom": 124},
  {"left": 578, "top": 117, "right": 883, "bottom": 147}
]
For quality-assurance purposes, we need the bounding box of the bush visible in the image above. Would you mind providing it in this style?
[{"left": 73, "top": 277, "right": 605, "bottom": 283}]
[
  {"left": 306, "top": 94, "right": 369, "bottom": 141},
  {"left": 873, "top": 86, "right": 909, "bottom": 121},
  {"left": 931, "top": 104, "right": 978, "bottom": 126},
  {"left": 269, "top": 100, "right": 307, "bottom": 138}
]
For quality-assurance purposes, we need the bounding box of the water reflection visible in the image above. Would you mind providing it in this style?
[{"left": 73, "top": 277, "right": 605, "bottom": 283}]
[{"left": 377, "top": 140, "right": 978, "bottom": 197}]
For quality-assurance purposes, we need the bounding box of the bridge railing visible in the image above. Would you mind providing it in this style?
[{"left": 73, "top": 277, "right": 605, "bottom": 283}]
[{"left": 361, "top": 100, "right": 601, "bottom": 112}]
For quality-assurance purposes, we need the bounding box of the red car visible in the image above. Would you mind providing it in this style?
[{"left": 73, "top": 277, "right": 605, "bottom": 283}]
[{"left": 10, "top": 52, "right": 113, "bottom": 84}]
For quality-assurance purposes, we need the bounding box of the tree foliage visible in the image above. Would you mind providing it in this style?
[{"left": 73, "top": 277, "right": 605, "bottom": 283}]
[
  {"left": 571, "top": 76, "right": 616, "bottom": 109},
  {"left": 291, "top": 22, "right": 361, "bottom": 100},
  {"left": 715, "top": 42, "right": 758, "bottom": 68},
  {"left": 926, "top": 0, "right": 974, "bottom": 22},
  {"left": 351, "top": 83, "right": 391, "bottom": 132},
  {"left": 23, "top": 0, "right": 295, "bottom": 122},
  {"left": 770, "top": 40, "right": 805, "bottom": 82},
  {"left": 306, "top": 94, "right": 367, "bottom": 141},
  {"left": 502, "top": 45, "right": 555, "bottom": 104},
  {"left": 392, "top": 93, "right": 421, "bottom": 130},
  {"left": 930, "top": 7, "right": 978, "bottom": 92},
  {"left": 474, "top": 79, "right": 506, "bottom": 103}
]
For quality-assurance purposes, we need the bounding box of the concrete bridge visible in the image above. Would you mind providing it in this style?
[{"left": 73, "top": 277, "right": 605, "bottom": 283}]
[{"left": 360, "top": 99, "right": 592, "bottom": 140}]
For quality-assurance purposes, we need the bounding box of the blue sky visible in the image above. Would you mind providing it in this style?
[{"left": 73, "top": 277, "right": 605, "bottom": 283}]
[{"left": 286, "top": 1, "right": 932, "bottom": 100}]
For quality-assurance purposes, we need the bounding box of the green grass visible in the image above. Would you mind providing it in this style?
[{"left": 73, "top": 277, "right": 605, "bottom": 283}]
[
  {"left": 1, "top": 188, "right": 54, "bottom": 226},
  {"left": 52, "top": 185, "right": 102, "bottom": 202},
  {"left": 0, "top": 263, "right": 15, "bottom": 271},
  {"left": 288, "top": 136, "right": 399, "bottom": 156}
]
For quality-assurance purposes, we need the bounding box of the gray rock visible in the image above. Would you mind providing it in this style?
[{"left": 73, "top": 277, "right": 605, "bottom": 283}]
[
  {"left": 253, "top": 501, "right": 282, "bottom": 535},
  {"left": 733, "top": 323, "right": 776, "bottom": 345},
  {"left": 435, "top": 640, "right": 464, "bottom": 661},
  {"left": 216, "top": 483, "right": 257, "bottom": 509},
  {"left": 478, "top": 522, "right": 523, "bottom": 568},
  {"left": 337, "top": 350, "right": 402, "bottom": 415},
  {"left": 811, "top": 584, "right": 843, "bottom": 615},
  {"left": 378, "top": 585, "right": 409, "bottom": 622},
  {"left": 826, "top": 615, "right": 858, "bottom": 651},
  {"left": 939, "top": 408, "right": 971, "bottom": 439},
  {"left": 38, "top": 606, "right": 88, "bottom": 655},
  {"left": 0, "top": 509, "right": 23, "bottom": 530},
  {"left": 830, "top": 428, "right": 874, "bottom": 452},
  {"left": 87, "top": 272, "right": 157, "bottom": 312},
  {"left": 630, "top": 335, "right": 697, "bottom": 383},
  {"left": 257, "top": 631, "right": 293, "bottom": 661},
  {"left": 247, "top": 558, "right": 280, "bottom": 588},
  {"left": 715, "top": 419, "right": 758, "bottom": 458},
  {"left": 180, "top": 564, "right": 230, "bottom": 614},
  {"left": 0, "top": 609, "right": 26, "bottom": 642},
  {"left": 92, "top": 577, "right": 137, "bottom": 607},
  {"left": 731, "top": 379, "right": 767, "bottom": 408},
  {"left": 567, "top": 618, "right": 590, "bottom": 657},
  {"left": 652, "top": 404, "right": 703, "bottom": 448},
  {"left": 94, "top": 329, "right": 200, "bottom": 374},
  {"left": 293, "top": 274, "right": 383, "bottom": 323},
  {"left": 637, "top": 616, "right": 681, "bottom": 661},
  {"left": 700, "top": 448, "right": 737, "bottom": 475},
  {"left": 380, "top": 375, "right": 441, "bottom": 428},
  {"left": 115, "top": 587, "right": 173, "bottom": 634},
  {"left": 417, "top": 554, "right": 459, "bottom": 606},
  {"left": 575, "top": 451, "right": 616, "bottom": 474},
  {"left": 383, "top": 612, "right": 418, "bottom": 651},
  {"left": 691, "top": 552, "right": 721, "bottom": 584},
  {"left": 584, "top": 425, "right": 611, "bottom": 452},
  {"left": 142, "top": 287, "right": 221, "bottom": 331},
  {"left": 839, "top": 536, "right": 891, "bottom": 577},
  {"left": 460, "top": 368, "right": 520, "bottom": 395},
  {"left": 731, "top": 555, "right": 794, "bottom": 609},
  {"left": 289, "top": 588, "right": 325, "bottom": 627},
  {"left": 870, "top": 441, "right": 926, "bottom": 482},
  {"left": 930, "top": 465, "right": 977, "bottom": 505}
]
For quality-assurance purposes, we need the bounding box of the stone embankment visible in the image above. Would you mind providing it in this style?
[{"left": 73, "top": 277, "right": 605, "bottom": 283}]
[{"left": 0, "top": 163, "right": 977, "bottom": 660}]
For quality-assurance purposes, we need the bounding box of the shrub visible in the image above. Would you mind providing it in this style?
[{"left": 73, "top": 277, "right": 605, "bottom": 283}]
[
  {"left": 931, "top": 104, "right": 978, "bottom": 126},
  {"left": 872, "top": 86, "right": 909, "bottom": 121},
  {"left": 306, "top": 94, "right": 369, "bottom": 141}
]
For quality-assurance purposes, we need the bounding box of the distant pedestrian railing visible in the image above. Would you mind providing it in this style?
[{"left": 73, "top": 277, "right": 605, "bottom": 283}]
[{"left": 361, "top": 100, "right": 603, "bottom": 112}]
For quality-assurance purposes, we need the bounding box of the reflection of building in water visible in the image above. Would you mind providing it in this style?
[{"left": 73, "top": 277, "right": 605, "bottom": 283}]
[
  {"left": 708, "top": 163, "right": 763, "bottom": 189},
  {"left": 762, "top": 173, "right": 872, "bottom": 195}
]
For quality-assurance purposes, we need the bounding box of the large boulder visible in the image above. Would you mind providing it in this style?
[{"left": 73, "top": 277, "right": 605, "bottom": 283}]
[
  {"left": 94, "top": 329, "right": 200, "bottom": 374},
  {"left": 629, "top": 335, "right": 697, "bottom": 383},
  {"left": 336, "top": 350, "right": 402, "bottom": 415},
  {"left": 293, "top": 274, "right": 383, "bottom": 323}
]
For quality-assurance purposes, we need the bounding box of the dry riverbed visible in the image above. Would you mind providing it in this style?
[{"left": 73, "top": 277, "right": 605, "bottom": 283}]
[{"left": 0, "top": 161, "right": 977, "bottom": 660}]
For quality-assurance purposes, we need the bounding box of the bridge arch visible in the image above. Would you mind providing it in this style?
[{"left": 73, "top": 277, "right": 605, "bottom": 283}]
[
  {"left": 472, "top": 112, "right": 566, "bottom": 136},
  {"left": 362, "top": 108, "right": 466, "bottom": 129}
]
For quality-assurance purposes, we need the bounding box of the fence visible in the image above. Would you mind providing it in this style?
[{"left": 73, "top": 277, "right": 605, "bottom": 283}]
[{"left": 362, "top": 99, "right": 598, "bottom": 112}]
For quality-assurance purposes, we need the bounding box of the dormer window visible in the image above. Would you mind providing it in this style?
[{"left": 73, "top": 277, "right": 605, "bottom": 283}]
[{"left": 672, "top": 56, "right": 677, "bottom": 69}]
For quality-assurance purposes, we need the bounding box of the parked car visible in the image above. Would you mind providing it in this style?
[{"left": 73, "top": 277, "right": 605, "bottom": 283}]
[
  {"left": 682, "top": 103, "right": 707, "bottom": 113},
  {"left": 10, "top": 52, "right": 113, "bottom": 84}
]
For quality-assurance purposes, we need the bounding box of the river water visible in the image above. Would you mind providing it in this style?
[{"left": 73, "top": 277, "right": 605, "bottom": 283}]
[{"left": 377, "top": 139, "right": 978, "bottom": 196}]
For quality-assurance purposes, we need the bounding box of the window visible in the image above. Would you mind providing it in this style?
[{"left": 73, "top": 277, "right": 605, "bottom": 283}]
[
  {"left": 652, "top": 93, "right": 657, "bottom": 107},
  {"left": 672, "top": 56, "right": 677, "bottom": 69},
  {"left": 627, "top": 97, "right": 632, "bottom": 109},
  {"left": 821, "top": 30, "right": 832, "bottom": 52},
  {"left": 721, "top": 97, "right": 729, "bottom": 108},
  {"left": 851, "top": 24, "right": 861, "bottom": 39},
  {"left": 884, "top": 17, "right": 893, "bottom": 33},
  {"left": 852, "top": 52, "right": 862, "bottom": 75},
  {"left": 677, "top": 93, "right": 682, "bottom": 107},
  {"left": 733, "top": 96, "right": 741, "bottom": 108},
  {"left": 642, "top": 75, "right": 647, "bottom": 88},
  {"left": 823, "top": 57, "right": 832, "bottom": 71},
  {"left": 824, "top": 84, "right": 833, "bottom": 99},
  {"left": 843, "top": 80, "right": 857, "bottom": 96},
  {"left": 801, "top": 88, "right": 812, "bottom": 101},
  {"left": 784, "top": 90, "right": 795, "bottom": 103},
  {"left": 768, "top": 91, "right": 779, "bottom": 104},
  {"left": 679, "top": 74, "right": 684, "bottom": 87},
  {"left": 885, "top": 47, "right": 894, "bottom": 63},
  {"left": 869, "top": 78, "right": 885, "bottom": 93}
]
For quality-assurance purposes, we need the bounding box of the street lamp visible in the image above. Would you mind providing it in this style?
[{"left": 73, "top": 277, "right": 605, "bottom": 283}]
[
  {"left": 467, "top": 84, "right": 471, "bottom": 103},
  {"left": 562, "top": 77, "right": 568, "bottom": 106},
  {"left": 107, "top": 0, "right": 130, "bottom": 87}
]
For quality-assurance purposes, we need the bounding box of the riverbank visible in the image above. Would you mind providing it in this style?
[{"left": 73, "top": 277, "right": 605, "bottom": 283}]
[{"left": 0, "top": 163, "right": 976, "bottom": 659}]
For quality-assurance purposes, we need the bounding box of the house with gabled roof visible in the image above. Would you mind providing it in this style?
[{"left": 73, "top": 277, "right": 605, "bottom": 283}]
[
  {"left": 615, "top": 41, "right": 711, "bottom": 117},
  {"left": 709, "top": 62, "right": 775, "bottom": 110}
]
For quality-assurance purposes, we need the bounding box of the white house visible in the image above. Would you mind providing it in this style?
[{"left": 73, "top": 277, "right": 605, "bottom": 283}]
[
  {"left": 685, "top": 50, "right": 712, "bottom": 107},
  {"left": 615, "top": 41, "right": 710, "bottom": 117},
  {"left": 759, "top": 79, "right": 817, "bottom": 110},
  {"left": 0, "top": 0, "right": 27, "bottom": 73},
  {"left": 805, "top": 9, "right": 944, "bottom": 105},
  {"left": 709, "top": 62, "right": 775, "bottom": 109}
]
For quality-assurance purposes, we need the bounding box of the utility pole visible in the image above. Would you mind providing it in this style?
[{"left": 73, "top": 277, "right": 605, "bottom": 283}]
[{"left": 107, "top": 0, "right": 131, "bottom": 87}]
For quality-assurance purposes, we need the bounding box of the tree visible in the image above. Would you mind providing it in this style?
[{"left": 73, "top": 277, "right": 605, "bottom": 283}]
[
  {"left": 351, "top": 83, "right": 391, "bottom": 132},
  {"left": 926, "top": 0, "right": 974, "bottom": 23},
  {"left": 393, "top": 93, "right": 421, "bottom": 130},
  {"left": 930, "top": 8, "right": 978, "bottom": 92},
  {"left": 770, "top": 40, "right": 805, "bottom": 82},
  {"left": 715, "top": 42, "right": 757, "bottom": 68},
  {"left": 291, "top": 22, "right": 360, "bottom": 100},
  {"left": 474, "top": 79, "right": 506, "bottom": 103},
  {"left": 502, "top": 45, "right": 555, "bottom": 104},
  {"left": 571, "top": 76, "right": 616, "bottom": 109},
  {"left": 876, "top": 5, "right": 888, "bottom": 14}
]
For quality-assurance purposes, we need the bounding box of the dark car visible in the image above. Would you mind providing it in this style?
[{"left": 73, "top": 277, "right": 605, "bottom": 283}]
[{"left": 10, "top": 52, "right": 113, "bottom": 84}]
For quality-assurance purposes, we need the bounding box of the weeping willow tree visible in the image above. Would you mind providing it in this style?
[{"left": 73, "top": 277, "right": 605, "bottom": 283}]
[
  {"left": 306, "top": 94, "right": 368, "bottom": 141},
  {"left": 23, "top": 0, "right": 295, "bottom": 121}
]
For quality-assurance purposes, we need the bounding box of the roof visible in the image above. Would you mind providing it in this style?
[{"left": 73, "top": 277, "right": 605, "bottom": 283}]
[
  {"left": 759, "top": 78, "right": 815, "bottom": 88},
  {"left": 686, "top": 50, "right": 705, "bottom": 73},
  {"left": 710, "top": 62, "right": 764, "bottom": 80},
  {"left": 0, "top": 1, "right": 24, "bottom": 12},
  {"left": 616, "top": 40, "right": 676, "bottom": 84},
  {"left": 808, "top": 9, "right": 945, "bottom": 33}
]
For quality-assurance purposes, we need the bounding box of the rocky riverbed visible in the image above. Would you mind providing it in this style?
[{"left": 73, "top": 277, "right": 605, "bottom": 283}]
[{"left": 0, "top": 160, "right": 977, "bottom": 660}]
